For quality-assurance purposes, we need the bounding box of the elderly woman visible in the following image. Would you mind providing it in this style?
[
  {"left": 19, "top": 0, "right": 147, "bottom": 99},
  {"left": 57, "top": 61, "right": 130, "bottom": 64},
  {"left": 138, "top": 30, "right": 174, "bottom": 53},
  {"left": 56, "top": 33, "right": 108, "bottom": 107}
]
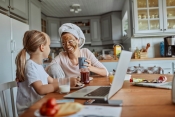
[{"left": 46, "top": 23, "right": 108, "bottom": 79}]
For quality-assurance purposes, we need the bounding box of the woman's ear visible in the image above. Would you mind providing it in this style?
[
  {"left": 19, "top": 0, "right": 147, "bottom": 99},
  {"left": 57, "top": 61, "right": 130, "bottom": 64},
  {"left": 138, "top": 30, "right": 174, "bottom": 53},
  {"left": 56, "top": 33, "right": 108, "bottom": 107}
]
[
  {"left": 39, "top": 44, "right": 45, "bottom": 52},
  {"left": 77, "top": 38, "right": 80, "bottom": 44}
]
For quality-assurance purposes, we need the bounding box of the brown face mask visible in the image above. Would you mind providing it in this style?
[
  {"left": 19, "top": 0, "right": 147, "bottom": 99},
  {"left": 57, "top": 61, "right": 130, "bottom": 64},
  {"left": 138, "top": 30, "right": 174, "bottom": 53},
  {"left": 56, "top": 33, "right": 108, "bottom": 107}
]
[{"left": 61, "top": 33, "right": 79, "bottom": 53}]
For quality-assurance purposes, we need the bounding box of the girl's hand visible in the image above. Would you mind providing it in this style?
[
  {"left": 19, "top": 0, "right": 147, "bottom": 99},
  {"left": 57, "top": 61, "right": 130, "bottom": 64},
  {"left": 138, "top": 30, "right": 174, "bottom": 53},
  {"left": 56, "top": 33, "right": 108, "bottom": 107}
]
[
  {"left": 84, "top": 59, "right": 92, "bottom": 69},
  {"left": 70, "top": 77, "right": 80, "bottom": 87}
]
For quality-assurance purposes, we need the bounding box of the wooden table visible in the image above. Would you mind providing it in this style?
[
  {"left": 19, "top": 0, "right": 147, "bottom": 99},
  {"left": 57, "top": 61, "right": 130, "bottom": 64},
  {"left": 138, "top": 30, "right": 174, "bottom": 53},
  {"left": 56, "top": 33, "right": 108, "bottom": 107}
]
[{"left": 20, "top": 74, "right": 175, "bottom": 117}]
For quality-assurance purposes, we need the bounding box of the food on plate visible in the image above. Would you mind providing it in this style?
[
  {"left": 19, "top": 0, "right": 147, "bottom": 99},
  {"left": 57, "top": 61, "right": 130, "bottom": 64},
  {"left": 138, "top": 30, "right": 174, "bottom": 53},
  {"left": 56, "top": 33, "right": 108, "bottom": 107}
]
[
  {"left": 75, "top": 82, "right": 83, "bottom": 87},
  {"left": 54, "top": 102, "right": 84, "bottom": 116},
  {"left": 40, "top": 98, "right": 59, "bottom": 116},
  {"left": 158, "top": 76, "right": 167, "bottom": 83},
  {"left": 39, "top": 98, "right": 84, "bottom": 116}
]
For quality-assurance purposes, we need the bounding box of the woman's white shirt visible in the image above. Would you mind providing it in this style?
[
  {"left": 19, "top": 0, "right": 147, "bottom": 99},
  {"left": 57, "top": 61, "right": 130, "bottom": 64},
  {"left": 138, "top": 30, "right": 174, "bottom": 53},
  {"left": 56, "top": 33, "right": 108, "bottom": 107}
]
[
  {"left": 16, "top": 59, "right": 48, "bottom": 115},
  {"left": 49, "top": 48, "right": 108, "bottom": 77}
]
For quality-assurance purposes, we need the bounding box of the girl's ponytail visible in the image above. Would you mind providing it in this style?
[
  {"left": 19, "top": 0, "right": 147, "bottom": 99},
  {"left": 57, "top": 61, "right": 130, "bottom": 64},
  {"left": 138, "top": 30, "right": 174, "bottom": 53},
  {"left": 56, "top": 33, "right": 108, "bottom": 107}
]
[{"left": 15, "top": 48, "right": 26, "bottom": 82}]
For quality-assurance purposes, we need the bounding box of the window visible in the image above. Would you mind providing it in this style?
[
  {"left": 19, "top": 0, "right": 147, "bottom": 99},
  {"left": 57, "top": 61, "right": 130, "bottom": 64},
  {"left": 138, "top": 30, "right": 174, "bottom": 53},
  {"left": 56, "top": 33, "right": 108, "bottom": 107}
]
[
  {"left": 122, "top": 11, "right": 128, "bottom": 36},
  {"left": 41, "top": 19, "right": 46, "bottom": 33}
]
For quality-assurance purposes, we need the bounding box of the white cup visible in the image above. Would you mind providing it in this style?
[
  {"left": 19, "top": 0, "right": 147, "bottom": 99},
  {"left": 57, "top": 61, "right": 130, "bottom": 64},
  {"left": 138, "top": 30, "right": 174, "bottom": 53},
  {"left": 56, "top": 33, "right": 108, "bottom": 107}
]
[{"left": 58, "top": 77, "right": 70, "bottom": 94}]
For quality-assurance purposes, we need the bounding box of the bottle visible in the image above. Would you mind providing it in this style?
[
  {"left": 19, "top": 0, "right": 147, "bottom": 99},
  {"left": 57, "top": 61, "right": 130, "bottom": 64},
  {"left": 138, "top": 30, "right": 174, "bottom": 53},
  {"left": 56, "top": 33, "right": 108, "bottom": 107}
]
[
  {"left": 172, "top": 74, "right": 175, "bottom": 104},
  {"left": 134, "top": 47, "right": 140, "bottom": 59},
  {"left": 109, "top": 72, "right": 114, "bottom": 85}
]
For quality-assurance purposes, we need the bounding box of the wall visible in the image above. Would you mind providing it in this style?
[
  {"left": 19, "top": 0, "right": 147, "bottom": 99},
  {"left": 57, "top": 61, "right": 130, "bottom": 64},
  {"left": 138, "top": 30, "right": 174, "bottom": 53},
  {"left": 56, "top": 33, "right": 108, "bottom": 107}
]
[{"left": 130, "top": 37, "right": 164, "bottom": 58}]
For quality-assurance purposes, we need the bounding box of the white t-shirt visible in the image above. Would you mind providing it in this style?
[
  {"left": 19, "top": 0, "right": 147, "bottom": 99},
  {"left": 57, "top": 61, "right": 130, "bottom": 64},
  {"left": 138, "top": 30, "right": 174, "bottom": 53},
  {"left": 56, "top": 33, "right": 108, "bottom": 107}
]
[
  {"left": 49, "top": 48, "right": 108, "bottom": 77},
  {"left": 16, "top": 59, "right": 49, "bottom": 115}
]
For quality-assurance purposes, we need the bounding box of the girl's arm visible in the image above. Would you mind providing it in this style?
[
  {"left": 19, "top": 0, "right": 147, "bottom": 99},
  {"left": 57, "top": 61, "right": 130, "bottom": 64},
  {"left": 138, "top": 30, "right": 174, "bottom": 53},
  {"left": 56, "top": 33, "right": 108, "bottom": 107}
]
[
  {"left": 31, "top": 76, "right": 59, "bottom": 95},
  {"left": 48, "top": 76, "right": 58, "bottom": 84}
]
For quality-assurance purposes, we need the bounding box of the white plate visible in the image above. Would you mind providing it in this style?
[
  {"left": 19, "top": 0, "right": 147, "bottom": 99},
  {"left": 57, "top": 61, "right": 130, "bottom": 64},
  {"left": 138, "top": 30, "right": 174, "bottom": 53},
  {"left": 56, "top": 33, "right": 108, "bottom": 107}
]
[
  {"left": 89, "top": 77, "right": 93, "bottom": 81},
  {"left": 34, "top": 109, "right": 40, "bottom": 117},
  {"left": 78, "top": 76, "right": 93, "bottom": 81},
  {"left": 71, "top": 84, "right": 85, "bottom": 89}
]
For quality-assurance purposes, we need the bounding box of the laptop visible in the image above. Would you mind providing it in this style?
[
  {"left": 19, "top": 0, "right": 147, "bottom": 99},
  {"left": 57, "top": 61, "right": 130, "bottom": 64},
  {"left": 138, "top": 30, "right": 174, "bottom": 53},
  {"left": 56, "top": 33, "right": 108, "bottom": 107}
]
[
  {"left": 64, "top": 50, "right": 132, "bottom": 100},
  {"left": 133, "top": 81, "right": 172, "bottom": 89}
]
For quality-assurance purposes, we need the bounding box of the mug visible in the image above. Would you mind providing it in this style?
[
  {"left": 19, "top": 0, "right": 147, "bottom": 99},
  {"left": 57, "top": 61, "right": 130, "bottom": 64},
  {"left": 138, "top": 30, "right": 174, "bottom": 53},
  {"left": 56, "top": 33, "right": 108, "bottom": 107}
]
[{"left": 78, "top": 57, "right": 88, "bottom": 69}]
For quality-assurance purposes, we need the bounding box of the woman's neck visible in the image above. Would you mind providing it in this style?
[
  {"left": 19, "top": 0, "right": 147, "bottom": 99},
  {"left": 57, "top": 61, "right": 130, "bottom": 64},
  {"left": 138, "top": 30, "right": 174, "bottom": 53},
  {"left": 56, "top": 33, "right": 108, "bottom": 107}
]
[{"left": 68, "top": 48, "right": 81, "bottom": 65}]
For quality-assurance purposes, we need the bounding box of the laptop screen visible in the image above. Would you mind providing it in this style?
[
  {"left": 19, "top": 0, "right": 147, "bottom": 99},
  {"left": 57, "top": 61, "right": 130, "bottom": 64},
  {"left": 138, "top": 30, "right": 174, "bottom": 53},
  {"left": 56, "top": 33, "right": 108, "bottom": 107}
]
[{"left": 108, "top": 50, "right": 132, "bottom": 99}]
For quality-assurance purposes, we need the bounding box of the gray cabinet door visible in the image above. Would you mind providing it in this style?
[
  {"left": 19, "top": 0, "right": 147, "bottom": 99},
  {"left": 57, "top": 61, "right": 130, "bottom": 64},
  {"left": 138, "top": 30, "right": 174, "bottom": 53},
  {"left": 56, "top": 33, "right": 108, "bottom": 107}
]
[
  {"left": 29, "top": 0, "right": 41, "bottom": 31},
  {"left": 101, "top": 15, "right": 112, "bottom": 41},
  {"left": 0, "top": 0, "right": 9, "bottom": 10},
  {"left": 48, "top": 18, "right": 61, "bottom": 47},
  {"left": 90, "top": 18, "right": 101, "bottom": 42},
  {"left": 10, "top": 0, "right": 28, "bottom": 19}
]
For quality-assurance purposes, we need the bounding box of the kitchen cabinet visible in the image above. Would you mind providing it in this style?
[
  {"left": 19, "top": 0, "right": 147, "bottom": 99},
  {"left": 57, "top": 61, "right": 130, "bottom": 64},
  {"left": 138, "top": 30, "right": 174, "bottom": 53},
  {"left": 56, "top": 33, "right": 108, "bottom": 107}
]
[
  {"left": 101, "top": 12, "right": 122, "bottom": 45},
  {"left": 29, "top": 0, "right": 41, "bottom": 31},
  {"left": 47, "top": 17, "right": 61, "bottom": 47},
  {"left": 90, "top": 17, "right": 102, "bottom": 45},
  {"left": 133, "top": 0, "right": 175, "bottom": 37},
  {"left": 72, "top": 19, "right": 91, "bottom": 44},
  {"left": 0, "top": 13, "right": 29, "bottom": 116},
  {"left": 0, "top": 0, "right": 28, "bottom": 22}
]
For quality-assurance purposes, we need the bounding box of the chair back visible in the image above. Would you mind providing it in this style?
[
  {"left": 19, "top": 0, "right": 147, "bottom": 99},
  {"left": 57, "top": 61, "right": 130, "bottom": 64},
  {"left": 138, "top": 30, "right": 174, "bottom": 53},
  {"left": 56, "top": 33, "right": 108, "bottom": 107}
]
[{"left": 0, "top": 81, "right": 17, "bottom": 117}]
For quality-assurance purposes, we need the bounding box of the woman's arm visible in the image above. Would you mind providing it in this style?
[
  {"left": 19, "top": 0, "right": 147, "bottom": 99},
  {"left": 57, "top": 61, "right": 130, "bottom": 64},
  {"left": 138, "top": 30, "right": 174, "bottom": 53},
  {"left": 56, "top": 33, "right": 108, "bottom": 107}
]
[
  {"left": 85, "top": 59, "right": 107, "bottom": 76},
  {"left": 83, "top": 48, "right": 108, "bottom": 76}
]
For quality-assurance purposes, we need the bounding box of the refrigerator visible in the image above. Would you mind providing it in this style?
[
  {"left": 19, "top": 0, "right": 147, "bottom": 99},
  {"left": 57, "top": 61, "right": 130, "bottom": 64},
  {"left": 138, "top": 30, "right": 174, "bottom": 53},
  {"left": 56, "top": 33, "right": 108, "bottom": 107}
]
[{"left": 0, "top": 13, "right": 29, "bottom": 116}]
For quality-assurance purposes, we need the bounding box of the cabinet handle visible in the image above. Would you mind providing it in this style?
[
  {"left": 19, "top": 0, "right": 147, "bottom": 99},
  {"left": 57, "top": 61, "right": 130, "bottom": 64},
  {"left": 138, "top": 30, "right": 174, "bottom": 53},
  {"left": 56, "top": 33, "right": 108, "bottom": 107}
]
[
  {"left": 164, "top": 29, "right": 166, "bottom": 31},
  {"left": 160, "top": 29, "right": 162, "bottom": 31},
  {"left": 8, "top": 6, "right": 11, "bottom": 8},
  {"left": 10, "top": 40, "right": 14, "bottom": 53},
  {"left": 11, "top": 7, "right": 14, "bottom": 10}
]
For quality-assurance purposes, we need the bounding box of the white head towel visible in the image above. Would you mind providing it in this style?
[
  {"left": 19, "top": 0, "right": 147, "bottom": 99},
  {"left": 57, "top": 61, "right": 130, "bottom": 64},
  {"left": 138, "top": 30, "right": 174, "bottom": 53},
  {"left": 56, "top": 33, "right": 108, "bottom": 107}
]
[{"left": 59, "top": 23, "right": 85, "bottom": 48}]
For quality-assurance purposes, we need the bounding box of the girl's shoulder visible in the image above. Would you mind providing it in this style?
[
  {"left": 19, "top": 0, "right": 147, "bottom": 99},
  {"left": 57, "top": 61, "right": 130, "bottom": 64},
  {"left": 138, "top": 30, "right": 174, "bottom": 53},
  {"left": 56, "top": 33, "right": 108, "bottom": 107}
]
[{"left": 25, "top": 59, "right": 41, "bottom": 69}]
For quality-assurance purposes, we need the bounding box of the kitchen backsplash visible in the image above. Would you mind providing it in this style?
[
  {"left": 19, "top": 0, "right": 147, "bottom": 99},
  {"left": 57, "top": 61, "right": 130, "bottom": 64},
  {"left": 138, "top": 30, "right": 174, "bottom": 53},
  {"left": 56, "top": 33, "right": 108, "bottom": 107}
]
[{"left": 130, "top": 37, "right": 164, "bottom": 58}]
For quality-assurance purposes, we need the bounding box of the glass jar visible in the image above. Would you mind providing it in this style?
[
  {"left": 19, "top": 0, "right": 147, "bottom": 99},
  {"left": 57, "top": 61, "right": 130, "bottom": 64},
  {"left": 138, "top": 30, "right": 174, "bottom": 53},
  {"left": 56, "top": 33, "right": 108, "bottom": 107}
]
[{"left": 109, "top": 72, "right": 114, "bottom": 84}]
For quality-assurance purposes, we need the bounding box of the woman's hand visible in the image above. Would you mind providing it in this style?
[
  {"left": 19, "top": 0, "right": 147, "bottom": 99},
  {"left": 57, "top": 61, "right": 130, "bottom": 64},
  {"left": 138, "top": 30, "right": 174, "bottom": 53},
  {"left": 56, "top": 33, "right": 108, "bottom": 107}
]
[
  {"left": 70, "top": 77, "right": 80, "bottom": 87},
  {"left": 84, "top": 59, "right": 92, "bottom": 70}
]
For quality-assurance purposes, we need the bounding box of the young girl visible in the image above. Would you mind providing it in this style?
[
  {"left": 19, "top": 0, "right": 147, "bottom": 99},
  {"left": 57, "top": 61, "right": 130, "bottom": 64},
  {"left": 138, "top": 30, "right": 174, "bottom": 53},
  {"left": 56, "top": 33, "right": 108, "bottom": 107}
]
[{"left": 15, "top": 30, "right": 79, "bottom": 115}]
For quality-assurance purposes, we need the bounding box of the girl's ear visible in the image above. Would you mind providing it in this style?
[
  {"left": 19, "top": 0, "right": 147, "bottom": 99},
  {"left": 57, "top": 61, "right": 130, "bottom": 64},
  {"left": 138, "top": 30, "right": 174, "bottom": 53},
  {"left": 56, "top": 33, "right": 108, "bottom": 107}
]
[{"left": 39, "top": 44, "right": 45, "bottom": 52}]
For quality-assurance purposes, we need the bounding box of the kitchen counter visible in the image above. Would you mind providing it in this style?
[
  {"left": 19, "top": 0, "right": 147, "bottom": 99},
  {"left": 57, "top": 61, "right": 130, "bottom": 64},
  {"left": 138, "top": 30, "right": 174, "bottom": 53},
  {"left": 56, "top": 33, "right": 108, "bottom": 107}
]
[
  {"left": 99, "top": 57, "right": 175, "bottom": 62},
  {"left": 43, "top": 57, "right": 175, "bottom": 74}
]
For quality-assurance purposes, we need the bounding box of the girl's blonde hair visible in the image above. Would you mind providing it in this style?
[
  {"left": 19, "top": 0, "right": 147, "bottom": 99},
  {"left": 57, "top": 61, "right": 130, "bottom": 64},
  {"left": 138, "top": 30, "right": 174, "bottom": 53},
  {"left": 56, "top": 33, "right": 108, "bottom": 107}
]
[{"left": 15, "top": 30, "right": 49, "bottom": 82}]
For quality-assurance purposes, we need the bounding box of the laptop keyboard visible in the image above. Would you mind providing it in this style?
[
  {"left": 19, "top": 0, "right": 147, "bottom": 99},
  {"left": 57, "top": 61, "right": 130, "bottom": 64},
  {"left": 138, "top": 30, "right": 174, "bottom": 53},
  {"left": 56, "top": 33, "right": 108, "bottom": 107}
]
[{"left": 84, "top": 87, "right": 110, "bottom": 97}]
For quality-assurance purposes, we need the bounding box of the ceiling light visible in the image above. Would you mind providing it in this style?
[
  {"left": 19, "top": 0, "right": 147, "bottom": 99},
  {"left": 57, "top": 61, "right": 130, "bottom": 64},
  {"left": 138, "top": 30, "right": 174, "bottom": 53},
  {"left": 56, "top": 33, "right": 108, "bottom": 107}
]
[
  {"left": 70, "top": 8, "right": 74, "bottom": 12},
  {"left": 70, "top": 4, "right": 82, "bottom": 13},
  {"left": 75, "top": 10, "right": 79, "bottom": 13}
]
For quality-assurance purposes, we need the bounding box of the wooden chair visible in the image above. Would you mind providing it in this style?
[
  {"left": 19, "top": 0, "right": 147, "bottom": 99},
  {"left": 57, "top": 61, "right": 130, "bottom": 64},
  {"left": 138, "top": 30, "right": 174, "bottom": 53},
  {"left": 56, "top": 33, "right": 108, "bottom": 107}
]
[{"left": 0, "top": 81, "right": 17, "bottom": 117}]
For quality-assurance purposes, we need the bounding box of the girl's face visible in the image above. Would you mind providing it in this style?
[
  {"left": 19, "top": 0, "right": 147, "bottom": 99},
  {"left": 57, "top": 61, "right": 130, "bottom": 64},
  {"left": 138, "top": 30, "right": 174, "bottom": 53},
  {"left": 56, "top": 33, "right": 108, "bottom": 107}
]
[
  {"left": 43, "top": 37, "right": 51, "bottom": 59},
  {"left": 61, "top": 33, "right": 79, "bottom": 53}
]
